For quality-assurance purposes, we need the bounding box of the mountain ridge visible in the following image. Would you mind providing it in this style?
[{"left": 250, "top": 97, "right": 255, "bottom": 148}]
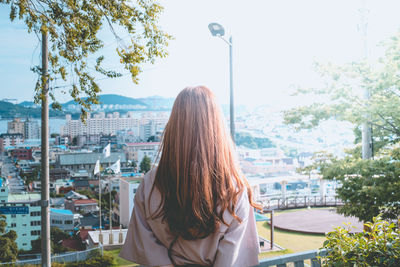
[
  {"left": 0, "top": 94, "right": 174, "bottom": 119},
  {"left": 0, "top": 101, "right": 63, "bottom": 119},
  {"left": 62, "top": 94, "right": 149, "bottom": 107}
]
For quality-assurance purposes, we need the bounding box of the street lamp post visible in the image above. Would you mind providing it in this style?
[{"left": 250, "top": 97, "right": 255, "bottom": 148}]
[{"left": 208, "top": 23, "right": 235, "bottom": 144}]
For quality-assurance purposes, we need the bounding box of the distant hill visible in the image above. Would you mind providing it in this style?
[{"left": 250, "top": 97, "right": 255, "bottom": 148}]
[
  {"left": 137, "top": 96, "right": 175, "bottom": 109},
  {"left": 235, "top": 132, "right": 276, "bottom": 149},
  {"left": 63, "top": 94, "right": 148, "bottom": 107},
  {"left": 0, "top": 94, "right": 173, "bottom": 119},
  {"left": 0, "top": 101, "right": 64, "bottom": 119},
  {"left": 62, "top": 94, "right": 175, "bottom": 112},
  {"left": 19, "top": 101, "right": 38, "bottom": 108}
]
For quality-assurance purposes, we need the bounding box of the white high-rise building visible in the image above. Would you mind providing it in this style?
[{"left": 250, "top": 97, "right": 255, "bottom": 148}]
[
  {"left": 61, "top": 112, "right": 168, "bottom": 139},
  {"left": 24, "top": 118, "right": 40, "bottom": 139},
  {"left": 61, "top": 112, "right": 140, "bottom": 137},
  {"left": 139, "top": 120, "right": 155, "bottom": 141},
  {"left": 119, "top": 177, "right": 141, "bottom": 227}
]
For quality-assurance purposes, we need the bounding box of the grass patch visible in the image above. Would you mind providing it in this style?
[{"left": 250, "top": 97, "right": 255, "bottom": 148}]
[
  {"left": 107, "top": 249, "right": 138, "bottom": 267},
  {"left": 257, "top": 220, "right": 326, "bottom": 259}
]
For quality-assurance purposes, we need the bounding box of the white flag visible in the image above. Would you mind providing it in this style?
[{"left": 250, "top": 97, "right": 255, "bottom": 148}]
[
  {"left": 94, "top": 159, "right": 100, "bottom": 175},
  {"left": 109, "top": 159, "right": 121, "bottom": 174},
  {"left": 103, "top": 143, "right": 111, "bottom": 158}
]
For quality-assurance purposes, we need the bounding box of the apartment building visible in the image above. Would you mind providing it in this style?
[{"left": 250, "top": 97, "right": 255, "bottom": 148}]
[
  {"left": 50, "top": 208, "right": 78, "bottom": 232},
  {"left": 0, "top": 178, "right": 41, "bottom": 251},
  {"left": 123, "top": 142, "right": 160, "bottom": 162},
  {"left": 7, "top": 118, "right": 24, "bottom": 135},
  {"left": 24, "top": 119, "right": 40, "bottom": 139},
  {"left": 7, "top": 118, "right": 40, "bottom": 139},
  {"left": 0, "top": 133, "right": 23, "bottom": 152},
  {"left": 11, "top": 148, "right": 33, "bottom": 160},
  {"left": 61, "top": 112, "right": 168, "bottom": 139},
  {"left": 61, "top": 113, "right": 140, "bottom": 137}
]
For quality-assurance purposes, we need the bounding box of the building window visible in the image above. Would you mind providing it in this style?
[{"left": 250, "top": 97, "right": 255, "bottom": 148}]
[
  {"left": 11, "top": 214, "right": 16, "bottom": 218},
  {"left": 30, "top": 221, "right": 41, "bottom": 226},
  {"left": 31, "top": 201, "right": 40, "bottom": 207},
  {"left": 31, "top": 230, "right": 41, "bottom": 236},
  {"left": 10, "top": 223, "right": 16, "bottom": 227},
  {"left": 65, "top": 220, "right": 73, "bottom": 225},
  {"left": 0, "top": 189, "right": 4, "bottom": 192},
  {"left": 22, "top": 243, "right": 27, "bottom": 246},
  {"left": 30, "top": 211, "right": 40, "bottom": 216}
]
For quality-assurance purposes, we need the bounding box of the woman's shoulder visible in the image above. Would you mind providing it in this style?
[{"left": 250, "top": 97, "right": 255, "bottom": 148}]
[
  {"left": 235, "top": 188, "right": 251, "bottom": 219},
  {"left": 139, "top": 167, "right": 157, "bottom": 191},
  {"left": 138, "top": 167, "right": 162, "bottom": 213}
]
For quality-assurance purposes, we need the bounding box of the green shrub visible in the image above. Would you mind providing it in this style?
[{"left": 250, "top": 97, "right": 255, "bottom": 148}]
[
  {"left": 322, "top": 215, "right": 400, "bottom": 266},
  {"left": 66, "top": 251, "right": 115, "bottom": 267}
]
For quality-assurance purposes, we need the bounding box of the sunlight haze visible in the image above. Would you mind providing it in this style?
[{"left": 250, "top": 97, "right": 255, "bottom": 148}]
[{"left": 1, "top": 0, "right": 400, "bottom": 107}]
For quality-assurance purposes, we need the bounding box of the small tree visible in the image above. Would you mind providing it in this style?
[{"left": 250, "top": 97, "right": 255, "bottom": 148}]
[
  {"left": 322, "top": 215, "right": 400, "bottom": 267},
  {"left": 140, "top": 155, "right": 151, "bottom": 173},
  {"left": 21, "top": 165, "right": 40, "bottom": 186},
  {"left": 129, "top": 160, "right": 137, "bottom": 169},
  {"left": 31, "top": 227, "right": 70, "bottom": 254},
  {"left": 0, "top": 215, "right": 18, "bottom": 262},
  {"left": 284, "top": 30, "right": 400, "bottom": 222}
]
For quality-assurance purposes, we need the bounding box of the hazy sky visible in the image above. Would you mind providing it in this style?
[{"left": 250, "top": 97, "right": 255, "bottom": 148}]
[{"left": 1, "top": 0, "right": 400, "bottom": 107}]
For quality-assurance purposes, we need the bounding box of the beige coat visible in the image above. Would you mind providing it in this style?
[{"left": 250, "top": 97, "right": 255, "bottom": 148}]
[{"left": 119, "top": 168, "right": 260, "bottom": 267}]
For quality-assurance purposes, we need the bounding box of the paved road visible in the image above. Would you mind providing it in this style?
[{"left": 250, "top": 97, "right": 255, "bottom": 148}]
[{"left": 0, "top": 154, "right": 25, "bottom": 193}]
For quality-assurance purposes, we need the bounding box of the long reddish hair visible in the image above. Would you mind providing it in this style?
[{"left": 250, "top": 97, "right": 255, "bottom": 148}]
[{"left": 152, "top": 86, "right": 260, "bottom": 240}]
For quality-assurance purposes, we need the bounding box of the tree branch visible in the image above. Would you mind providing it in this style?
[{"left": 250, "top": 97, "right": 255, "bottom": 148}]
[{"left": 375, "top": 112, "right": 400, "bottom": 136}]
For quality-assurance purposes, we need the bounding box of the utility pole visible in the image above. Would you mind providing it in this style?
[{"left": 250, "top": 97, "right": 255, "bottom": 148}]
[
  {"left": 207, "top": 23, "right": 235, "bottom": 144},
  {"left": 40, "top": 30, "right": 51, "bottom": 267},
  {"left": 109, "top": 183, "right": 113, "bottom": 244},
  {"left": 359, "top": 0, "right": 372, "bottom": 159},
  {"left": 98, "top": 166, "right": 103, "bottom": 245},
  {"left": 108, "top": 150, "right": 113, "bottom": 244},
  {"left": 229, "top": 36, "right": 235, "bottom": 144}
]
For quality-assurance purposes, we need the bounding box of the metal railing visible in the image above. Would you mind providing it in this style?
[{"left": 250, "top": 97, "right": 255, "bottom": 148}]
[
  {"left": 0, "top": 245, "right": 103, "bottom": 266},
  {"left": 260, "top": 196, "right": 343, "bottom": 210},
  {"left": 258, "top": 249, "right": 327, "bottom": 267}
]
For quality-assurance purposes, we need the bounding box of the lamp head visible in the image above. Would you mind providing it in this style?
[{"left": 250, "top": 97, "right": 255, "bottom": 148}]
[{"left": 208, "top": 23, "right": 225, "bottom": 37}]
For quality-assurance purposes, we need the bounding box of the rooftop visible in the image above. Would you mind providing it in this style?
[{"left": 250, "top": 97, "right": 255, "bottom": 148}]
[
  {"left": 8, "top": 192, "right": 40, "bottom": 203},
  {"left": 120, "top": 177, "right": 143, "bottom": 184},
  {"left": 74, "top": 180, "right": 90, "bottom": 187},
  {"left": 50, "top": 208, "right": 73, "bottom": 215},
  {"left": 125, "top": 142, "right": 160, "bottom": 146},
  {"left": 59, "top": 152, "right": 126, "bottom": 165},
  {"left": 74, "top": 199, "right": 97, "bottom": 205},
  {"left": 65, "top": 190, "right": 88, "bottom": 200},
  {"left": 80, "top": 213, "right": 104, "bottom": 228}
]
